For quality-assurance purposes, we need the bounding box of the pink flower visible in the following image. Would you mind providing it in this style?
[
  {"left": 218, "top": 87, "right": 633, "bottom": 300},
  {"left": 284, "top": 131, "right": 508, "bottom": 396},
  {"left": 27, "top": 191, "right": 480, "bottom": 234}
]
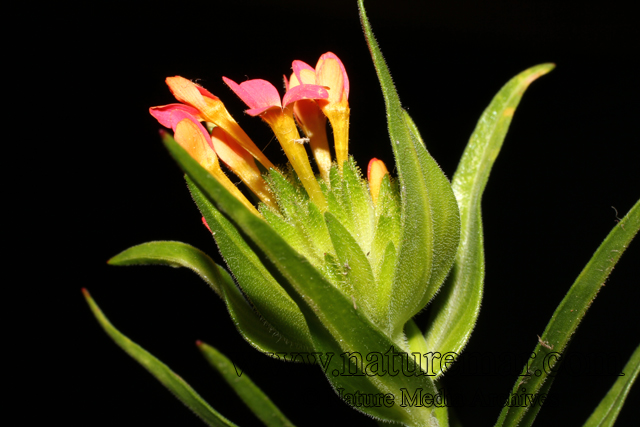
[
  {"left": 285, "top": 60, "right": 331, "bottom": 181},
  {"left": 156, "top": 76, "right": 275, "bottom": 171},
  {"left": 149, "top": 106, "right": 261, "bottom": 216},
  {"left": 222, "top": 77, "right": 328, "bottom": 116},
  {"left": 285, "top": 52, "right": 350, "bottom": 171},
  {"left": 150, "top": 54, "right": 351, "bottom": 216},
  {"left": 223, "top": 76, "right": 329, "bottom": 210}
]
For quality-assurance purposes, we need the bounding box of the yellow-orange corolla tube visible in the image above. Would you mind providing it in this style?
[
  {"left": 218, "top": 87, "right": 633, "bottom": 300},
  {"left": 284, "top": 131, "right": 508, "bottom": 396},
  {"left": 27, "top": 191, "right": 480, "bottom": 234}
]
[
  {"left": 314, "top": 53, "right": 350, "bottom": 172},
  {"left": 261, "top": 107, "right": 327, "bottom": 210},
  {"left": 286, "top": 62, "right": 332, "bottom": 182},
  {"left": 150, "top": 106, "right": 261, "bottom": 216},
  {"left": 173, "top": 116, "right": 261, "bottom": 216},
  {"left": 223, "top": 76, "right": 328, "bottom": 211},
  {"left": 165, "top": 76, "right": 275, "bottom": 172},
  {"left": 210, "top": 126, "right": 277, "bottom": 211}
]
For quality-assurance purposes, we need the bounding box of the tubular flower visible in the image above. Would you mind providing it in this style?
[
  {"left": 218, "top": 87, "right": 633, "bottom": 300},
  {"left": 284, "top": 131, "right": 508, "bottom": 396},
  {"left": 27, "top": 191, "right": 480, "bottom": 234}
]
[
  {"left": 149, "top": 107, "right": 260, "bottom": 216},
  {"left": 163, "top": 76, "right": 275, "bottom": 171},
  {"left": 222, "top": 76, "right": 328, "bottom": 210},
  {"left": 285, "top": 60, "right": 332, "bottom": 181},
  {"left": 209, "top": 126, "right": 278, "bottom": 210},
  {"left": 289, "top": 52, "right": 350, "bottom": 171}
]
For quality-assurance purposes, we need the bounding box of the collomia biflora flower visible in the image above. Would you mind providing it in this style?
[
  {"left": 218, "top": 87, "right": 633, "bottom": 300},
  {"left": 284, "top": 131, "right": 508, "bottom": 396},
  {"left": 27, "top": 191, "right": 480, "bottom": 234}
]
[{"left": 143, "top": 47, "right": 460, "bottom": 424}]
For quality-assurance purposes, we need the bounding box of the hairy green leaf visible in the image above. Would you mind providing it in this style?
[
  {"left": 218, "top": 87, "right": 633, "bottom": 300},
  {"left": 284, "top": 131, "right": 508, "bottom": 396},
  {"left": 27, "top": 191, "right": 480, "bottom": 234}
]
[
  {"left": 109, "top": 241, "right": 304, "bottom": 354},
  {"left": 424, "top": 64, "right": 554, "bottom": 372},
  {"left": 358, "top": 0, "right": 460, "bottom": 341},
  {"left": 188, "top": 181, "right": 314, "bottom": 353},
  {"left": 496, "top": 199, "right": 640, "bottom": 427},
  {"left": 109, "top": 240, "right": 226, "bottom": 297}
]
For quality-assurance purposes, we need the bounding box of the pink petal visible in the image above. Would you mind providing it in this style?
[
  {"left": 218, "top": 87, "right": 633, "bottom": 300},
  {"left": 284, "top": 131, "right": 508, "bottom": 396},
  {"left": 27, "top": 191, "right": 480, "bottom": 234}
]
[
  {"left": 150, "top": 107, "right": 212, "bottom": 147},
  {"left": 223, "top": 77, "right": 282, "bottom": 116},
  {"left": 317, "top": 52, "right": 349, "bottom": 99},
  {"left": 194, "top": 85, "right": 218, "bottom": 100},
  {"left": 282, "top": 84, "right": 329, "bottom": 107},
  {"left": 149, "top": 104, "right": 202, "bottom": 128},
  {"left": 291, "top": 60, "right": 316, "bottom": 83}
]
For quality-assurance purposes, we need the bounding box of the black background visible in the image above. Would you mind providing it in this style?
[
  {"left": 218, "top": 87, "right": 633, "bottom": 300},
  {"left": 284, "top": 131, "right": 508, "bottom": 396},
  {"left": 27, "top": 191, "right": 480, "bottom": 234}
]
[{"left": 32, "top": 0, "right": 639, "bottom": 426}]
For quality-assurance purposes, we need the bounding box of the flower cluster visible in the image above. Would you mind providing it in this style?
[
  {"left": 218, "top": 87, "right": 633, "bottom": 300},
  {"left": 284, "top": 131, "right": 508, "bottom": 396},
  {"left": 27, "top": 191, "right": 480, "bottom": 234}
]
[
  {"left": 143, "top": 47, "right": 462, "bottom": 425},
  {"left": 150, "top": 52, "right": 387, "bottom": 218}
]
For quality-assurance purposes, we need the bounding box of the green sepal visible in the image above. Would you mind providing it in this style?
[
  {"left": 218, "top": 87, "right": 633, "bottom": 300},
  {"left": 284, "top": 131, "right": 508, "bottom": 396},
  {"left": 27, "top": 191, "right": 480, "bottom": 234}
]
[
  {"left": 359, "top": 0, "right": 461, "bottom": 340},
  {"left": 370, "top": 215, "right": 396, "bottom": 275},
  {"left": 108, "top": 240, "right": 307, "bottom": 355},
  {"left": 338, "top": 166, "right": 357, "bottom": 235},
  {"left": 376, "top": 173, "right": 401, "bottom": 220},
  {"left": 329, "top": 162, "right": 342, "bottom": 190},
  {"left": 198, "top": 341, "right": 296, "bottom": 427},
  {"left": 370, "top": 175, "right": 401, "bottom": 285},
  {"left": 495, "top": 199, "right": 640, "bottom": 427},
  {"left": 162, "top": 133, "right": 442, "bottom": 425},
  {"left": 323, "top": 252, "right": 344, "bottom": 288},
  {"left": 188, "top": 179, "right": 314, "bottom": 353},
  {"left": 424, "top": 64, "right": 555, "bottom": 371},
  {"left": 583, "top": 343, "right": 640, "bottom": 427},
  {"left": 374, "top": 174, "right": 401, "bottom": 243},
  {"left": 304, "top": 199, "right": 334, "bottom": 264},
  {"left": 83, "top": 289, "right": 238, "bottom": 427}
]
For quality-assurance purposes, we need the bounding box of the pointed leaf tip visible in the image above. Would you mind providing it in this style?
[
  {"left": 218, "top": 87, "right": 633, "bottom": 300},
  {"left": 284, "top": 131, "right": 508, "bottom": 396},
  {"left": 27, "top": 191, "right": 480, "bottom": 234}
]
[
  {"left": 425, "top": 62, "right": 555, "bottom": 373},
  {"left": 84, "top": 291, "right": 239, "bottom": 426}
]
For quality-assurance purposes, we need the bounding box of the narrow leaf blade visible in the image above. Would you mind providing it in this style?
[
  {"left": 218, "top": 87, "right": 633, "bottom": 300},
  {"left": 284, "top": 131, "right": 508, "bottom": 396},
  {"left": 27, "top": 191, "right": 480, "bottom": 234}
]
[
  {"left": 424, "top": 64, "right": 555, "bottom": 368},
  {"left": 583, "top": 343, "right": 640, "bottom": 427},
  {"left": 109, "top": 240, "right": 306, "bottom": 354},
  {"left": 109, "top": 240, "right": 228, "bottom": 297},
  {"left": 358, "top": 0, "right": 460, "bottom": 339},
  {"left": 83, "top": 289, "right": 238, "bottom": 427},
  {"left": 496, "top": 199, "right": 640, "bottom": 427},
  {"left": 189, "top": 183, "right": 315, "bottom": 352},
  {"left": 198, "top": 341, "right": 296, "bottom": 427}
]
